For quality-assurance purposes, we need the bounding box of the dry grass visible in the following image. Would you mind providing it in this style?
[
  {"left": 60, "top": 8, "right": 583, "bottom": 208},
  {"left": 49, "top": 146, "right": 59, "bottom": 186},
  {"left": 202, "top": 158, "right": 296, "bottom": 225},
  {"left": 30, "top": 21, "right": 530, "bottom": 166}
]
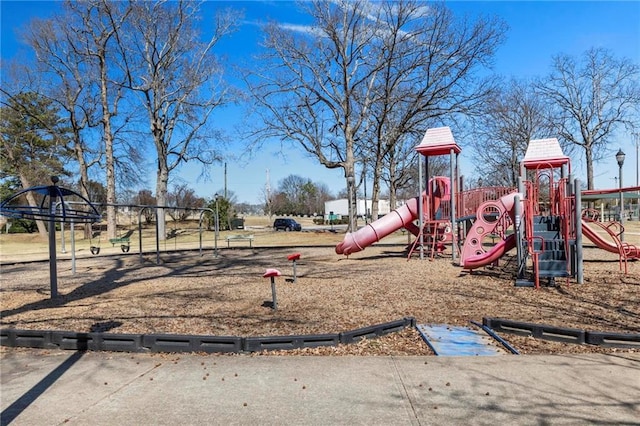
[{"left": 1, "top": 218, "right": 639, "bottom": 356}]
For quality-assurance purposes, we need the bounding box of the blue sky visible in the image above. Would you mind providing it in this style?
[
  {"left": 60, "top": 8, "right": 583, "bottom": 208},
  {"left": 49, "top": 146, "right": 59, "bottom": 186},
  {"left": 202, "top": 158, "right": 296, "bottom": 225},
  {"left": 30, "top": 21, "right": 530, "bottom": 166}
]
[{"left": 2, "top": 1, "right": 639, "bottom": 204}]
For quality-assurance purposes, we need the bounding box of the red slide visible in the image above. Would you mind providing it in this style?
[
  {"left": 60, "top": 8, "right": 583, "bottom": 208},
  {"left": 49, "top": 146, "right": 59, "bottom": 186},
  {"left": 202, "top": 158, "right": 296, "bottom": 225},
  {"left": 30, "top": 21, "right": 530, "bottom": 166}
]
[
  {"left": 582, "top": 219, "right": 640, "bottom": 259},
  {"left": 336, "top": 177, "right": 451, "bottom": 255},
  {"left": 461, "top": 234, "right": 517, "bottom": 269},
  {"left": 335, "top": 196, "right": 422, "bottom": 255},
  {"left": 460, "top": 191, "right": 521, "bottom": 269}
]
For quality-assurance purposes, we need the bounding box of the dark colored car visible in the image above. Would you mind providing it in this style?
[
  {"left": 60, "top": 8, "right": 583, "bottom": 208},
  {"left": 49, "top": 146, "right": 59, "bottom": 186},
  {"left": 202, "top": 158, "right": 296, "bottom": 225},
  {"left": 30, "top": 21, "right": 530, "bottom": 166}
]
[{"left": 273, "top": 218, "right": 302, "bottom": 232}]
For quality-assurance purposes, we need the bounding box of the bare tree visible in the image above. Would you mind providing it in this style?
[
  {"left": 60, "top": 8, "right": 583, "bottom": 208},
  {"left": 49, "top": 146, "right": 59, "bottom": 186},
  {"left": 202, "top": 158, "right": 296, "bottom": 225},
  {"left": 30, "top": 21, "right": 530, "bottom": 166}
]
[
  {"left": 244, "top": 0, "right": 383, "bottom": 231},
  {"left": 24, "top": 14, "right": 104, "bottom": 237},
  {"left": 245, "top": 0, "right": 505, "bottom": 229},
  {"left": 166, "top": 183, "right": 205, "bottom": 222},
  {"left": 363, "top": 2, "right": 506, "bottom": 220},
  {"left": 273, "top": 175, "right": 332, "bottom": 215},
  {"left": 54, "top": 0, "right": 134, "bottom": 239},
  {"left": 387, "top": 148, "right": 449, "bottom": 203},
  {"left": 471, "top": 79, "right": 555, "bottom": 187},
  {"left": 26, "top": 14, "right": 99, "bottom": 197},
  {"left": 132, "top": 189, "right": 156, "bottom": 224},
  {"left": 118, "top": 1, "right": 240, "bottom": 240},
  {"left": 536, "top": 47, "right": 640, "bottom": 189}
]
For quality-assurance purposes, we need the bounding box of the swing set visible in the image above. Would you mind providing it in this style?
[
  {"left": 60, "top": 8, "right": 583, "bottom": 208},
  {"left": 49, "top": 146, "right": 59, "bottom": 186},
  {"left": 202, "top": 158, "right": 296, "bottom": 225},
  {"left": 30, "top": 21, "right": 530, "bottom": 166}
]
[{"left": 60, "top": 203, "right": 219, "bottom": 262}]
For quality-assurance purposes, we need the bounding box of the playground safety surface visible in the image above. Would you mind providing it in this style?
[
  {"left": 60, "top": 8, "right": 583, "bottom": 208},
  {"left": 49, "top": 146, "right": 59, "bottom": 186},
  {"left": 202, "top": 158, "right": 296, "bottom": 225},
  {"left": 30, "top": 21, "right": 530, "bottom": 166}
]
[{"left": 1, "top": 233, "right": 639, "bottom": 356}]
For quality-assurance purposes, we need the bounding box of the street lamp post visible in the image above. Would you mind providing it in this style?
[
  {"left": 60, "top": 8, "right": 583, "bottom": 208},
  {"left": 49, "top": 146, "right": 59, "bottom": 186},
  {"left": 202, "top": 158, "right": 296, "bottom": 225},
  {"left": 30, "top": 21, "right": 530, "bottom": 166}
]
[
  {"left": 635, "top": 133, "right": 639, "bottom": 221},
  {"left": 616, "top": 149, "right": 625, "bottom": 241},
  {"left": 633, "top": 133, "right": 640, "bottom": 186},
  {"left": 214, "top": 193, "right": 220, "bottom": 257}
]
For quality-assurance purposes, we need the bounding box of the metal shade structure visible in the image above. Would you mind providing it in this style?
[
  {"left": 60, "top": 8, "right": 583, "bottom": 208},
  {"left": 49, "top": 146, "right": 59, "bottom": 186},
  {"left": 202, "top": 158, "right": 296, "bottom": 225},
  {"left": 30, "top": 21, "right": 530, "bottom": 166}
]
[{"left": 0, "top": 176, "right": 101, "bottom": 298}]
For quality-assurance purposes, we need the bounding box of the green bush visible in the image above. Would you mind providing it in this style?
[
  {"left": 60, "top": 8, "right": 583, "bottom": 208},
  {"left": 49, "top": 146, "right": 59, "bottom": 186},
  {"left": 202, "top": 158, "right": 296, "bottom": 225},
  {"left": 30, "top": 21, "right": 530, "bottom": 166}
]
[{"left": 8, "top": 219, "right": 38, "bottom": 233}]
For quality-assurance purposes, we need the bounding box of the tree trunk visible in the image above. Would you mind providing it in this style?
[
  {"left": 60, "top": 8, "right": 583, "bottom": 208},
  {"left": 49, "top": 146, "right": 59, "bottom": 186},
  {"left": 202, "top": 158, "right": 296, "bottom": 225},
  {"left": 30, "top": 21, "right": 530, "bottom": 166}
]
[
  {"left": 98, "top": 49, "right": 117, "bottom": 240},
  {"left": 73, "top": 132, "right": 93, "bottom": 240},
  {"left": 371, "top": 161, "right": 383, "bottom": 221},
  {"left": 585, "top": 146, "right": 594, "bottom": 190},
  {"left": 389, "top": 168, "right": 398, "bottom": 212},
  {"left": 345, "top": 128, "right": 357, "bottom": 232},
  {"left": 156, "top": 164, "right": 169, "bottom": 241}
]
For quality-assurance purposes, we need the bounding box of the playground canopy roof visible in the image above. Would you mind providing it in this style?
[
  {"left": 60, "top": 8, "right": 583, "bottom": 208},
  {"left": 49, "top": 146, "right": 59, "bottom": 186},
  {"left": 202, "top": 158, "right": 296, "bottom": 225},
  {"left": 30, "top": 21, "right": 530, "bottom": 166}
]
[
  {"left": 581, "top": 186, "right": 640, "bottom": 202},
  {"left": 522, "top": 138, "right": 570, "bottom": 169},
  {"left": 0, "top": 183, "right": 101, "bottom": 223},
  {"left": 415, "top": 126, "right": 461, "bottom": 156},
  {"left": 581, "top": 192, "right": 640, "bottom": 201}
]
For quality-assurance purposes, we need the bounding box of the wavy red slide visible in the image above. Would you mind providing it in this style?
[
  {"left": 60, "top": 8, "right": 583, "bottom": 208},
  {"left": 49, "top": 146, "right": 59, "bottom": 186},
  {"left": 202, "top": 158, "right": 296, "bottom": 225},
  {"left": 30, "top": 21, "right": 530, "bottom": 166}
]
[
  {"left": 461, "top": 234, "right": 517, "bottom": 269},
  {"left": 460, "top": 192, "right": 520, "bottom": 269}
]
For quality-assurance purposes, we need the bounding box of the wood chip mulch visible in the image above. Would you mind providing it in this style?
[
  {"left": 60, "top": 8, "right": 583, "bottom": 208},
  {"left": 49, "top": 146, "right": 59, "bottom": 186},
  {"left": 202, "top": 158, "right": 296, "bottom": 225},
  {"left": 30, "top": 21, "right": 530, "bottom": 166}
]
[{"left": 1, "top": 244, "right": 638, "bottom": 356}]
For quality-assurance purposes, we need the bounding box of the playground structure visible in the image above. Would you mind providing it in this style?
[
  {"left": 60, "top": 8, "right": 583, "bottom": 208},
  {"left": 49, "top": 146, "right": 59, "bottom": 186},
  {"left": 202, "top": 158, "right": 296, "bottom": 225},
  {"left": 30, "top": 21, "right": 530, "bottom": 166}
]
[{"left": 336, "top": 127, "right": 639, "bottom": 287}]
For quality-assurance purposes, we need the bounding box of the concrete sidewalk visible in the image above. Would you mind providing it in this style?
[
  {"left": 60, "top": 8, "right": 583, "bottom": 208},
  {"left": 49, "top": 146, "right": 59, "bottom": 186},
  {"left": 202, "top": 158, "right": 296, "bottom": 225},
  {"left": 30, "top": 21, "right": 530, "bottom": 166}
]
[{"left": 2, "top": 349, "right": 639, "bottom": 425}]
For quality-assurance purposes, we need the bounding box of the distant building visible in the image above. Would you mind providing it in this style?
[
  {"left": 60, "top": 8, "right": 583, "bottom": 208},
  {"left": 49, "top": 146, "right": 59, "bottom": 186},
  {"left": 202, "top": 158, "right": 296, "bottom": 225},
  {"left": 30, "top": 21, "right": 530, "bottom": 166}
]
[{"left": 324, "top": 199, "right": 398, "bottom": 220}]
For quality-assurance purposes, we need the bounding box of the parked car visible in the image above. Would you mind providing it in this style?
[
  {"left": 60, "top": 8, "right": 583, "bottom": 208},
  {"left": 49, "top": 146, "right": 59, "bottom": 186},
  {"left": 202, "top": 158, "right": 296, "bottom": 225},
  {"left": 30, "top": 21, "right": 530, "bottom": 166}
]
[{"left": 273, "top": 218, "right": 302, "bottom": 232}]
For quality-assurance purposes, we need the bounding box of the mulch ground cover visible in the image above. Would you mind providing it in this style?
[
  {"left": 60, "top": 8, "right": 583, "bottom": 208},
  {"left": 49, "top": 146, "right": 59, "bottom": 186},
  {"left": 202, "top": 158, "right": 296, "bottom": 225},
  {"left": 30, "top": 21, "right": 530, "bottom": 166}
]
[{"left": 1, "top": 243, "right": 638, "bottom": 356}]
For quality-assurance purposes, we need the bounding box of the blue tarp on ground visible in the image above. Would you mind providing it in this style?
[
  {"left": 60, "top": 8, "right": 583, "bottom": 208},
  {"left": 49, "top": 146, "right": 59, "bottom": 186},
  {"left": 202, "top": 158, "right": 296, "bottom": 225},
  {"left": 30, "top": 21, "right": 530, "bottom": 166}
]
[{"left": 417, "top": 324, "right": 505, "bottom": 356}]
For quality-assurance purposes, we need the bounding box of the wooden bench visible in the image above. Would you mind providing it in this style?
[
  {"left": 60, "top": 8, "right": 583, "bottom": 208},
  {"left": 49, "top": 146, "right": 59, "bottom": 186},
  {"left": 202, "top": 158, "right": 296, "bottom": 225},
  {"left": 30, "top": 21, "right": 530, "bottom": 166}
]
[{"left": 226, "top": 234, "right": 254, "bottom": 247}]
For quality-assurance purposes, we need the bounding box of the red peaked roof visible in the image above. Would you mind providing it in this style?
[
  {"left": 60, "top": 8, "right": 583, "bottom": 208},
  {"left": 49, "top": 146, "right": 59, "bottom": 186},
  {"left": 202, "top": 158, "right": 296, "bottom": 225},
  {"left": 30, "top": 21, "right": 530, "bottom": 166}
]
[
  {"left": 522, "top": 138, "right": 570, "bottom": 169},
  {"left": 415, "top": 126, "right": 461, "bottom": 156}
]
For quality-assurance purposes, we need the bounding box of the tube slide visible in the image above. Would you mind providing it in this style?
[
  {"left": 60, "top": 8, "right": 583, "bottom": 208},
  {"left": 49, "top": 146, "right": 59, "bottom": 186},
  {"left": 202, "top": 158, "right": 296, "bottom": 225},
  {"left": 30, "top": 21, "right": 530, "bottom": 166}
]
[
  {"left": 582, "top": 219, "right": 640, "bottom": 258},
  {"left": 335, "top": 195, "right": 423, "bottom": 255},
  {"left": 460, "top": 191, "right": 521, "bottom": 269},
  {"left": 336, "top": 177, "right": 451, "bottom": 256}
]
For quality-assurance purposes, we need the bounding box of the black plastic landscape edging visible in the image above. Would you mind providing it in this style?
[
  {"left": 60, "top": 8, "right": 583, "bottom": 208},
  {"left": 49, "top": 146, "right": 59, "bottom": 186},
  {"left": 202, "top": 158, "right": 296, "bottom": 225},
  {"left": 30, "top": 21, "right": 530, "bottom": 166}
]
[
  {"left": 483, "top": 317, "right": 640, "bottom": 348},
  {"left": 0, "top": 317, "right": 416, "bottom": 354}
]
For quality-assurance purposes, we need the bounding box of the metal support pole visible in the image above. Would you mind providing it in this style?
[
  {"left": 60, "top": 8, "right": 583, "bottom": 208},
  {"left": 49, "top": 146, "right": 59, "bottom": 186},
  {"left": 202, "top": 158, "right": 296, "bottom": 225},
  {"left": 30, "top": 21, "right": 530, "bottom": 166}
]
[
  {"left": 155, "top": 208, "right": 160, "bottom": 265},
  {"left": 138, "top": 209, "right": 144, "bottom": 263},
  {"left": 215, "top": 195, "right": 220, "bottom": 258},
  {"left": 60, "top": 220, "right": 66, "bottom": 253},
  {"left": 48, "top": 195, "right": 58, "bottom": 298},
  {"left": 71, "top": 221, "right": 76, "bottom": 275},
  {"left": 619, "top": 161, "right": 624, "bottom": 242},
  {"left": 199, "top": 215, "right": 203, "bottom": 257},
  {"left": 514, "top": 194, "right": 523, "bottom": 278},
  {"left": 450, "top": 149, "right": 457, "bottom": 262},
  {"left": 636, "top": 134, "right": 639, "bottom": 221},
  {"left": 575, "top": 179, "right": 583, "bottom": 284},
  {"left": 418, "top": 155, "right": 424, "bottom": 260},
  {"left": 270, "top": 277, "right": 277, "bottom": 310}
]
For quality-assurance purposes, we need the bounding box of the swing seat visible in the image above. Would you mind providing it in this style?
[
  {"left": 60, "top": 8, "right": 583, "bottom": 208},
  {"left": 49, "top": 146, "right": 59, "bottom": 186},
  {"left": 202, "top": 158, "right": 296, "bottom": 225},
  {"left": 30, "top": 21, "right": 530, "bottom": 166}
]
[
  {"left": 109, "top": 237, "right": 130, "bottom": 246},
  {"left": 90, "top": 246, "right": 101, "bottom": 255},
  {"left": 109, "top": 237, "right": 130, "bottom": 252}
]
